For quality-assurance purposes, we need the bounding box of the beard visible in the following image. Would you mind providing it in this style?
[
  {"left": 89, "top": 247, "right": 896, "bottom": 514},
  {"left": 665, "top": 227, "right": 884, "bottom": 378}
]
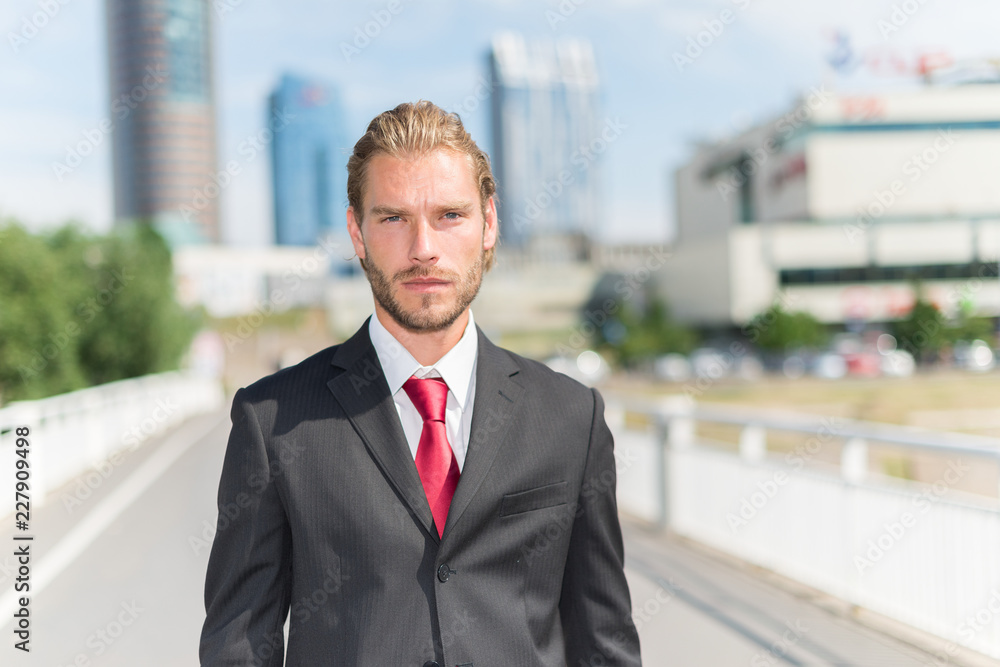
[{"left": 362, "top": 244, "right": 485, "bottom": 333}]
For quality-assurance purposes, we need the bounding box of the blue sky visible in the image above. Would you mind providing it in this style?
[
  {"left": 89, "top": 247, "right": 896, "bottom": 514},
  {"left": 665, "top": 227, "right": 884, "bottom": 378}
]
[{"left": 2, "top": 0, "right": 999, "bottom": 245}]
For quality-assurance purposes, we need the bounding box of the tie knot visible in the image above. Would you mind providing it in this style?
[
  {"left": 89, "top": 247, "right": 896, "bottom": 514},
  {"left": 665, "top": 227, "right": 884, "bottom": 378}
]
[{"left": 402, "top": 376, "right": 449, "bottom": 423}]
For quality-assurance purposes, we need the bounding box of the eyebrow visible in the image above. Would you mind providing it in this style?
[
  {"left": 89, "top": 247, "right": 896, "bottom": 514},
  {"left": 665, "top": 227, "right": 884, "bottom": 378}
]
[
  {"left": 437, "top": 200, "right": 475, "bottom": 212},
  {"left": 368, "top": 201, "right": 475, "bottom": 217},
  {"left": 369, "top": 205, "right": 409, "bottom": 218}
]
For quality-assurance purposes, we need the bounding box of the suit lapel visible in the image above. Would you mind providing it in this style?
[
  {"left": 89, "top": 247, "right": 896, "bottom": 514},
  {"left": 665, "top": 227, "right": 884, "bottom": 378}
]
[
  {"left": 326, "top": 320, "right": 437, "bottom": 539},
  {"left": 443, "top": 328, "right": 523, "bottom": 537}
]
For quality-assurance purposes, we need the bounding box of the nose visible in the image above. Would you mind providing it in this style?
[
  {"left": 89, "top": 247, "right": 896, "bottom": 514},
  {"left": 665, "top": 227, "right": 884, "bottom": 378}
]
[{"left": 409, "top": 218, "right": 438, "bottom": 265}]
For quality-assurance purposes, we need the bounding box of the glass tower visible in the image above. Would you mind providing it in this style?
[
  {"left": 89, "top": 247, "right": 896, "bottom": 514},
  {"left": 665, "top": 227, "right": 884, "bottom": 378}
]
[
  {"left": 106, "top": 0, "right": 218, "bottom": 245},
  {"left": 268, "top": 74, "right": 349, "bottom": 247},
  {"left": 489, "top": 32, "right": 603, "bottom": 251}
]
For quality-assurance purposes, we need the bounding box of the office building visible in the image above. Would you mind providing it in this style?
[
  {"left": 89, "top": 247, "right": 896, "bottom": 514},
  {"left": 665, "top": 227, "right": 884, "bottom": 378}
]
[
  {"left": 661, "top": 83, "right": 1000, "bottom": 326},
  {"left": 489, "top": 32, "right": 602, "bottom": 256},
  {"left": 269, "top": 74, "right": 349, "bottom": 247},
  {"left": 106, "top": 0, "right": 219, "bottom": 244}
]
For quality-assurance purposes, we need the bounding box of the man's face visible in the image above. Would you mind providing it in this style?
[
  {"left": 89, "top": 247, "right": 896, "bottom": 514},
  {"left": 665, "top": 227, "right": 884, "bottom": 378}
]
[{"left": 347, "top": 148, "right": 498, "bottom": 333}]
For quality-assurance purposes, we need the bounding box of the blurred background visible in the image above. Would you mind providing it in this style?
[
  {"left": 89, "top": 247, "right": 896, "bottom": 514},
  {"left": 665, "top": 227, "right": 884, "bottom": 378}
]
[{"left": 3, "top": 0, "right": 1000, "bottom": 665}]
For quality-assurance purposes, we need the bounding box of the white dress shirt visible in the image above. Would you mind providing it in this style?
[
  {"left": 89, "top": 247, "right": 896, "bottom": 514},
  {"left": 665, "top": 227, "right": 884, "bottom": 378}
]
[{"left": 368, "top": 310, "right": 478, "bottom": 472}]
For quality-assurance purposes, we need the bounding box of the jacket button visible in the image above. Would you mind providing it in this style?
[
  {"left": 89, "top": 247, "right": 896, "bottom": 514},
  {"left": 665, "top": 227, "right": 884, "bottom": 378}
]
[
  {"left": 437, "top": 564, "right": 452, "bottom": 582},
  {"left": 422, "top": 662, "right": 441, "bottom": 667}
]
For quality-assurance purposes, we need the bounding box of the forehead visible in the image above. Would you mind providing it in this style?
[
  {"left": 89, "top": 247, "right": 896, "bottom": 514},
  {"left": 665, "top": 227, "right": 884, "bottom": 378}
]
[{"left": 363, "top": 149, "right": 478, "bottom": 209}]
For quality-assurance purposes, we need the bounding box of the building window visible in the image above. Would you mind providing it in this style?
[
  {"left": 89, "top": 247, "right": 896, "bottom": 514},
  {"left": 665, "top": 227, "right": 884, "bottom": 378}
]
[
  {"left": 166, "top": 0, "right": 209, "bottom": 103},
  {"left": 779, "top": 262, "right": 999, "bottom": 285}
]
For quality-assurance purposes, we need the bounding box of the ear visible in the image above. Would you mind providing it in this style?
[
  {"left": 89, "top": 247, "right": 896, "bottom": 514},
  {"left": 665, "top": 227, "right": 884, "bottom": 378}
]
[
  {"left": 482, "top": 196, "right": 498, "bottom": 252},
  {"left": 346, "top": 206, "right": 366, "bottom": 261}
]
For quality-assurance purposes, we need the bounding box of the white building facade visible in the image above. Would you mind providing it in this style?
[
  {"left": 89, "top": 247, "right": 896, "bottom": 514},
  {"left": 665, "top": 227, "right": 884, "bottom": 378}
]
[{"left": 663, "top": 83, "right": 1000, "bottom": 326}]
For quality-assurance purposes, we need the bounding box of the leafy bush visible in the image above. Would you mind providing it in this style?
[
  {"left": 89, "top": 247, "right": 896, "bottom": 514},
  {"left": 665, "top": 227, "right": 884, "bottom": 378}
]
[
  {"left": 0, "top": 221, "right": 199, "bottom": 403},
  {"left": 587, "top": 288, "right": 698, "bottom": 366},
  {"left": 745, "top": 305, "right": 828, "bottom": 352}
]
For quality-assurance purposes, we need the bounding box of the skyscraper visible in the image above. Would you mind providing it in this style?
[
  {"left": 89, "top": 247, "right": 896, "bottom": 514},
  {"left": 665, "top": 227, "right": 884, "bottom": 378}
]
[
  {"left": 489, "top": 32, "right": 603, "bottom": 253},
  {"left": 106, "top": 0, "right": 219, "bottom": 245},
  {"left": 269, "top": 74, "right": 348, "bottom": 247}
]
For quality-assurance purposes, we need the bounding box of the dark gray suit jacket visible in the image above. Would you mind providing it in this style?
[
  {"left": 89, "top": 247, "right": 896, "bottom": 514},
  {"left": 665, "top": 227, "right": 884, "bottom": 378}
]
[{"left": 200, "top": 321, "right": 641, "bottom": 666}]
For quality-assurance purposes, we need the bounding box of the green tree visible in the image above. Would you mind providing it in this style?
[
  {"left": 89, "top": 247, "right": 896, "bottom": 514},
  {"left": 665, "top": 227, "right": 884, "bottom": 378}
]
[
  {"left": 597, "top": 294, "right": 698, "bottom": 366},
  {"left": 0, "top": 223, "right": 86, "bottom": 401},
  {"left": 947, "top": 295, "right": 995, "bottom": 345},
  {"left": 0, "top": 221, "right": 200, "bottom": 404},
  {"left": 948, "top": 314, "right": 994, "bottom": 345},
  {"left": 746, "top": 305, "right": 828, "bottom": 352},
  {"left": 893, "top": 294, "right": 946, "bottom": 362},
  {"left": 76, "top": 224, "right": 200, "bottom": 385}
]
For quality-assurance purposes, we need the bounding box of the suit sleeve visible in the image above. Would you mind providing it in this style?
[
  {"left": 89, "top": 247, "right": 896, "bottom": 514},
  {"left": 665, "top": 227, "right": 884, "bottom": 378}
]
[
  {"left": 559, "top": 388, "right": 642, "bottom": 665},
  {"left": 200, "top": 389, "right": 293, "bottom": 667}
]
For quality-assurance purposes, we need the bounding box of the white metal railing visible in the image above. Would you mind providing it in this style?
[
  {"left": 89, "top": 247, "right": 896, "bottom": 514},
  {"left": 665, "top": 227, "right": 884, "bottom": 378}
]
[
  {"left": 0, "top": 371, "right": 224, "bottom": 512},
  {"left": 608, "top": 395, "right": 1000, "bottom": 662}
]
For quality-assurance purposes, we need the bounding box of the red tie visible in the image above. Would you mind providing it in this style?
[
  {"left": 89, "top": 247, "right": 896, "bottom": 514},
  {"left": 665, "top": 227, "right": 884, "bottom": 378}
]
[{"left": 402, "top": 376, "right": 460, "bottom": 538}]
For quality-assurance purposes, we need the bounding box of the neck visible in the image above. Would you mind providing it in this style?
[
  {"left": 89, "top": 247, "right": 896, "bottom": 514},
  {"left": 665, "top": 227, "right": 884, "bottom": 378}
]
[{"left": 374, "top": 307, "right": 469, "bottom": 367}]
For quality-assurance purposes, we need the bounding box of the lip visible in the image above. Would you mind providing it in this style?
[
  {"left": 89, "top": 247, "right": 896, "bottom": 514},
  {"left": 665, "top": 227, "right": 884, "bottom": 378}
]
[{"left": 401, "top": 278, "right": 451, "bottom": 292}]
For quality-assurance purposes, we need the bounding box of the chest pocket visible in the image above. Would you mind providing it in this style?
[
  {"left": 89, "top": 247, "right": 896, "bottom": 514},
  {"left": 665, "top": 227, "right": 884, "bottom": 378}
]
[{"left": 499, "top": 481, "right": 567, "bottom": 516}]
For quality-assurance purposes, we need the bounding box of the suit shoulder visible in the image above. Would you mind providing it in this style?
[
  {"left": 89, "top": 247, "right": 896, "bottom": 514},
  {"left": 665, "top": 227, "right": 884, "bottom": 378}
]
[
  {"left": 498, "top": 347, "right": 596, "bottom": 404},
  {"left": 237, "top": 344, "right": 341, "bottom": 404}
]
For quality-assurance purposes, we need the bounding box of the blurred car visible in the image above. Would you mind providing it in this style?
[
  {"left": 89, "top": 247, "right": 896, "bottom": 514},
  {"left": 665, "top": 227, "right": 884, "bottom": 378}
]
[
  {"left": 812, "top": 352, "right": 847, "bottom": 379},
  {"left": 544, "top": 350, "right": 610, "bottom": 386},
  {"left": 690, "top": 348, "right": 732, "bottom": 379},
  {"left": 954, "top": 340, "right": 995, "bottom": 372},
  {"left": 880, "top": 349, "right": 915, "bottom": 377},
  {"left": 654, "top": 353, "right": 692, "bottom": 382}
]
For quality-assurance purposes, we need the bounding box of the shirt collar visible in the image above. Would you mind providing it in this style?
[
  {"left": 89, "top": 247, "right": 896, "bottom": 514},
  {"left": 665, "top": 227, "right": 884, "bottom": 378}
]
[{"left": 368, "top": 310, "right": 478, "bottom": 410}]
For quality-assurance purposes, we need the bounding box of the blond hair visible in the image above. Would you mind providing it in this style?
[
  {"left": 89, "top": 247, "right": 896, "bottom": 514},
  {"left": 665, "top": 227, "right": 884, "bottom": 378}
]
[{"left": 347, "top": 100, "right": 497, "bottom": 270}]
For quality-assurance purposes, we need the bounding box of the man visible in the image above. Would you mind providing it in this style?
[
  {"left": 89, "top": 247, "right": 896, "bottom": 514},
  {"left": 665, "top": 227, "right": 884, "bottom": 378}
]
[{"left": 200, "top": 101, "right": 641, "bottom": 666}]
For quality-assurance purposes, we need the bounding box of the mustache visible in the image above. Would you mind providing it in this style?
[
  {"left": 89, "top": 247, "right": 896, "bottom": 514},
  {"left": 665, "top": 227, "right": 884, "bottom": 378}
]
[{"left": 392, "top": 266, "right": 460, "bottom": 282}]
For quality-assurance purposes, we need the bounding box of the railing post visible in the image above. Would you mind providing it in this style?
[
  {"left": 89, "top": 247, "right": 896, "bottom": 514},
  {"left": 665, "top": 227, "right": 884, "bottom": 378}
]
[
  {"left": 842, "top": 437, "right": 868, "bottom": 484},
  {"left": 664, "top": 398, "right": 694, "bottom": 450},
  {"left": 658, "top": 396, "right": 695, "bottom": 532},
  {"left": 739, "top": 425, "right": 766, "bottom": 462},
  {"left": 654, "top": 414, "right": 669, "bottom": 531}
]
